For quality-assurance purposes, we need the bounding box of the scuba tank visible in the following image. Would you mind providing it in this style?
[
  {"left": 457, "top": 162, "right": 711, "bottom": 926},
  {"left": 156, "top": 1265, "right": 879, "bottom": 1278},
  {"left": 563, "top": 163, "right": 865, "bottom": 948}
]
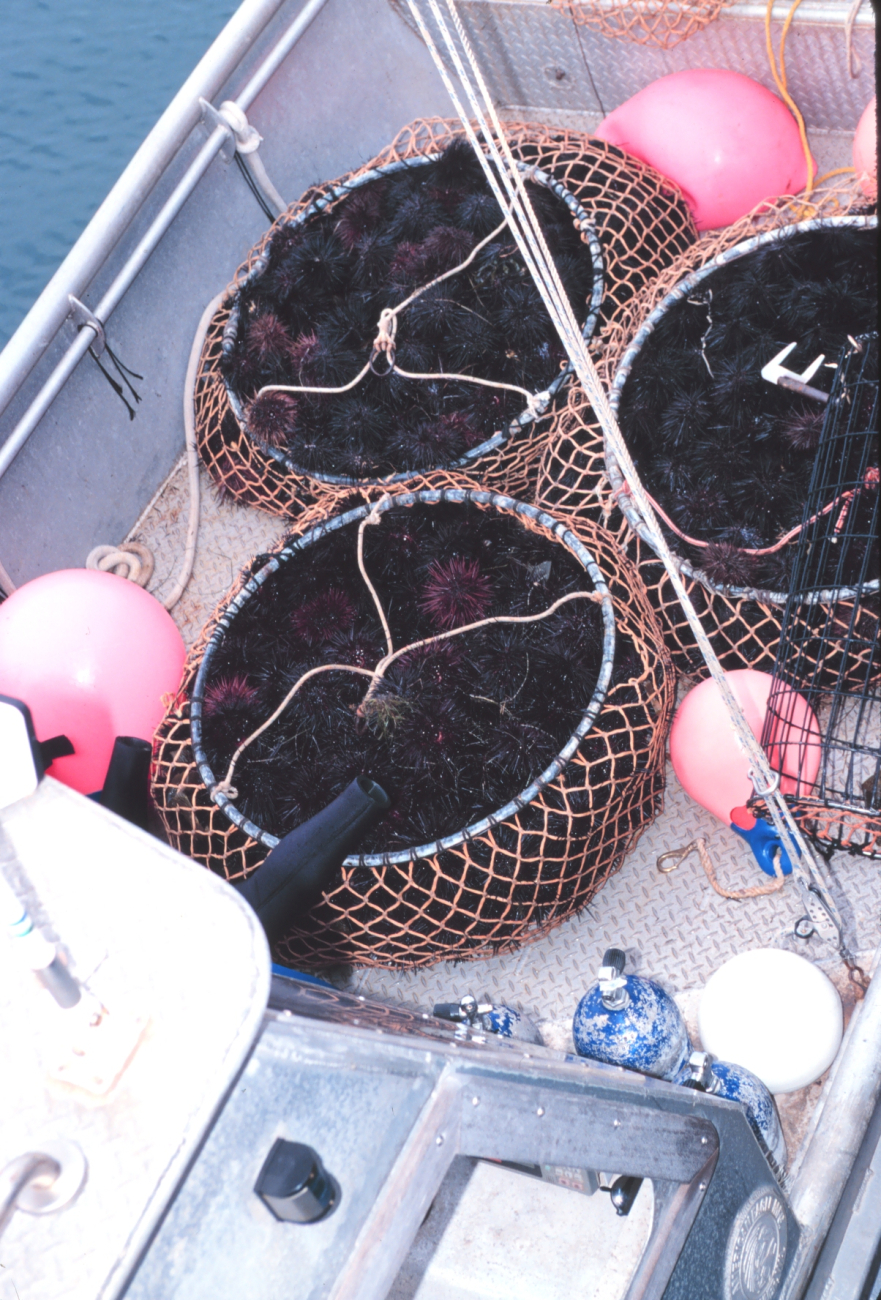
[
  {"left": 432, "top": 994, "right": 543, "bottom": 1044},
  {"left": 678, "top": 1050, "right": 787, "bottom": 1175},
  {"left": 572, "top": 947, "right": 690, "bottom": 1081}
]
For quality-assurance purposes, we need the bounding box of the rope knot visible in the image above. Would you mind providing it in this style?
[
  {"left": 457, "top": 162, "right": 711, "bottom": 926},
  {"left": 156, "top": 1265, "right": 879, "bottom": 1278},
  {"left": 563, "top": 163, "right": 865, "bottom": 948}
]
[
  {"left": 364, "top": 494, "right": 391, "bottom": 528},
  {"left": 526, "top": 389, "right": 550, "bottom": 419},
  {"left": 370, "top": 308, "right": 398, "bottom": 374}
]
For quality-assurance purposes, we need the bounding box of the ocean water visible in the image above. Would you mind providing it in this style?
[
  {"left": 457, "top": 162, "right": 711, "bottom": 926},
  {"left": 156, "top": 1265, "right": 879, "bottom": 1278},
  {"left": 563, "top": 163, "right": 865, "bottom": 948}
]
[{"left": 0, "top": 0, "right": 239, "bottom": 349}]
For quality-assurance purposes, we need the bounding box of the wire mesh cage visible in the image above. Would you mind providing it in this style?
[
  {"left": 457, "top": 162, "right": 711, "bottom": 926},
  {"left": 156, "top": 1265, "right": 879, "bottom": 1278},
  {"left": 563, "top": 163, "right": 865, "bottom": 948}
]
[
  {"left": 152, "top": 485, "right": 674, "bottom": 969},
  {"left": 195, "top": 117, "right": 696, "bottom": 520},
  {"left": 551, "top": 0, "right": 733, "bottom": 48},
  {"left": 753, "top": 334, "right": 880, "bottom": 858},
  {"left": 536, "top": 196, "right": 877, "bottom": 680}
]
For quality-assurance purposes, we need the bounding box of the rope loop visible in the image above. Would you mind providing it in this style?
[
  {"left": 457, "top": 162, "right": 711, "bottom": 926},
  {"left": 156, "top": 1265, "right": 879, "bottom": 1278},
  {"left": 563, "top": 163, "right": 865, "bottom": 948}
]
[
  {"left": 370, "top": 307, "right": 398, "bottom": 372},
  {"left": 86, "top": 542, "right": 154, "bottom": 587},
  {"left": 657, "top": 836, "right": 786, "bottom": 899}
]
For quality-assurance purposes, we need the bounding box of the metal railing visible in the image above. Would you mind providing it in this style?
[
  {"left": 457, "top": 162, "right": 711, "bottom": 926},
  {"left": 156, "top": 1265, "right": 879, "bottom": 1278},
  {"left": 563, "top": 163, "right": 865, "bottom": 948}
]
[{"left": 0, "top": 0, "right": 330, "bottom": 480}]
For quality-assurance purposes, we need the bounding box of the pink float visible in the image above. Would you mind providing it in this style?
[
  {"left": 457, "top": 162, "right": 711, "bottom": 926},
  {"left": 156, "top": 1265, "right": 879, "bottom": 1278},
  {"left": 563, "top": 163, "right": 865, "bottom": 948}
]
[
  {"left": 853, "top": 97, "right": 877, "bottom": 198},
  {"left": 596, "top": 69, "right": 813, "bottom": 231},
  {"left": 0, "top": 570, "right": 186, "bottom": 794},
  {"left": 670, "top": 668, "right": 820, "bottom": 826}
]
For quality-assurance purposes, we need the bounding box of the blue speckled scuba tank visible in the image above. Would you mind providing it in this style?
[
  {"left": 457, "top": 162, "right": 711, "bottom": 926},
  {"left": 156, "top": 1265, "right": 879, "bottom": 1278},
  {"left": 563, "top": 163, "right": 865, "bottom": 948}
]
[
  {"left": 678, "top": 1050, "right": 787, "bottom": 1174},
  {"left": 572, "top": 948, "right": 690, "bottom": 1081},
  {"left": 432, "top": 995, "right": 542, "bottom": 1044}
]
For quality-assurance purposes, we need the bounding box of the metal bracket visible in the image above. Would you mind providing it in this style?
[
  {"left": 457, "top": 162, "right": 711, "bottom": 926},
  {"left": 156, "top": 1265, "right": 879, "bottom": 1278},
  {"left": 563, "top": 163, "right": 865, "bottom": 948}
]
[
  {"left": 762, "top": 342, "right": 829, "bottom": 404},
  {"left": 199, "top": 98, "right": 262, "bottom": 164},
  {"left": 67, "top": 296, "right": 105, "bottom": 356}
]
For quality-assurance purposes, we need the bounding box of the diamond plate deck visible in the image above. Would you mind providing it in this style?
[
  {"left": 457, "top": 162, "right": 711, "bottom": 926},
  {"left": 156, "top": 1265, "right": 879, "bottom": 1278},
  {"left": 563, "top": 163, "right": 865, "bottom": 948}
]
[
  {"left": 347, "top": 760, "right": 881, "bottom": 1020},
  {"left": 136, "top": 459, "right": 881, "bottom": 1033},
  {"left": 393, "top": 1, "right": 876, "bottom": 132}
]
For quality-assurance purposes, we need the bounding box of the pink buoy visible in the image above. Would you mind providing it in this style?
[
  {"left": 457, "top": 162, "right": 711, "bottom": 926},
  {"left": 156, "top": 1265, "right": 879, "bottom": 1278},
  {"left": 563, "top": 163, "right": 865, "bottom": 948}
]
[
  {"left": 669, "top": 669, "right": 820, "bottom": 827},
  {"left": 595, "top": 69, "right": 813, "bottom": 231},
  {"left": 853, "top": 97, "right": 877, "bottom": 199},
  {"left": 0, "top": 570, "right": 186, "bottom": 794}
]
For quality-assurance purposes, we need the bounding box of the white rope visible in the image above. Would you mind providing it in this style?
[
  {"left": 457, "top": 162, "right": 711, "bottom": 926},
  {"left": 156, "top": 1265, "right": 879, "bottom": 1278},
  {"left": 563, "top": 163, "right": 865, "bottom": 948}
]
[
  {"left": 407, "top": 0, "right": 847, "bottom": 949},
  {"left": 254, "top": 211, "right": 547, "bottom": 411},
  {"left": 162, "top": 291, "right": 225, "bottom": 611},
  {"left": 86, "top": 542, "right": 154, "bottom": 586}
]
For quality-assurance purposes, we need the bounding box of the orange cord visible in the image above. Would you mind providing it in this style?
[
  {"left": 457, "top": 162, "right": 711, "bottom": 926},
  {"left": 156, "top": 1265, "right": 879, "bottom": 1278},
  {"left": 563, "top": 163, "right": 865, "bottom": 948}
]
[
  {"left": 814, "top": 167, "right": 857, "bottom": 186},
  {"left": 765, "top": 0, "right": 815, "bottom": 200}
]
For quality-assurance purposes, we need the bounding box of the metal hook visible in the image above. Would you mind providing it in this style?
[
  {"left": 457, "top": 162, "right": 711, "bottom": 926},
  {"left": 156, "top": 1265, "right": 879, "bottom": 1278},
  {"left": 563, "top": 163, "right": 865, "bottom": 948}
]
[
  {"left": 748, "top": 766, "right": 781, "bottom": 799},
  {"left": 657, "top": 840, "right": 699, "bottom": 874}
]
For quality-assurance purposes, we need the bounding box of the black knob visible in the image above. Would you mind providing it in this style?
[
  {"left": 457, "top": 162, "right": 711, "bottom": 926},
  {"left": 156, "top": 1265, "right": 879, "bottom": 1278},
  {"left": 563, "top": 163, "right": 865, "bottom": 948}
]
[
  {"left": 254, "top": 1139, "right": 339, "bottom": 1224},
  {"left": 602, "top": 948, "right": 626, "bottom": 975},
  {"left": 610, "top": 1175, "right": 643, "bottom": 1216},
  {"left": 432, "top": 1002, "right": 467, "bottom": 1022}
]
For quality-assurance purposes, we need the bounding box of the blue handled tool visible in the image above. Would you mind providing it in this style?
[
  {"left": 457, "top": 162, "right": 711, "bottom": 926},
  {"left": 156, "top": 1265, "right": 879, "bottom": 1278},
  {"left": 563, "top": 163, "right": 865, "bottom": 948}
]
[{"left": 729, "top": 806, "right": 795, "bottom": 877}]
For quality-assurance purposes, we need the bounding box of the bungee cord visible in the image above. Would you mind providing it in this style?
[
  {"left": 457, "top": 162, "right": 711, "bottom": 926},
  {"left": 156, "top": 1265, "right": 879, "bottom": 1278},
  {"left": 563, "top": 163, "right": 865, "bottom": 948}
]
[{"left": 405, "top": 0, "right": 849, "bottom": 953}]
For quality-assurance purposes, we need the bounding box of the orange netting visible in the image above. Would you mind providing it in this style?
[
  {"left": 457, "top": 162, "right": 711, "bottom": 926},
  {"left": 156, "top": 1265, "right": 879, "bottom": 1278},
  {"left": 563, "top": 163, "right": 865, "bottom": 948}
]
[
  {"left": 152, "top": 486, "right": 674, "bottom": 970},
  {"left": 195, "top": 117, "right": 696, "bottom": 521},
  {"left": 551, "top": 0, "right": 733, "bottom": 48},
  {"left": 749, "top": 796, "right": 881, "bottom": 860},
  {"left": 535, "top": 183, "right": 877, "bottom": 681}
]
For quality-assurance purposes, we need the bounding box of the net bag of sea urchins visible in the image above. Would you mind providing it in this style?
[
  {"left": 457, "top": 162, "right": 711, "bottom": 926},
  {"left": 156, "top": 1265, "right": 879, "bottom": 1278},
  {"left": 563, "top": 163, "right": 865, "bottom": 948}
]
[
  {"left": 152, "top": 487, "right": 674, "bottom": 969},
  {"left": 194, "top": 117, "right": 696, "bottom": 519},
  {"left": 537, "top": 211, "right": 878, "bottom": 682}
]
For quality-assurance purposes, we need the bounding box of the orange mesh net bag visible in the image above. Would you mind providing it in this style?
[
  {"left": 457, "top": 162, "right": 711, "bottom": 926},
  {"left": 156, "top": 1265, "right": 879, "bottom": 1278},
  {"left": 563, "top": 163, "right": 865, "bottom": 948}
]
[
  {"left": 535, "top": 185, "right": 878, "bottom": 684},
  {"left": 195, "top": 117, "right": 696, "bottom": 521},
  {"left": 152, "top": 485, "right": 674, "bottom": 970},
  {"left": 551, "top": 0, "right": 733, "bottom": 48}
]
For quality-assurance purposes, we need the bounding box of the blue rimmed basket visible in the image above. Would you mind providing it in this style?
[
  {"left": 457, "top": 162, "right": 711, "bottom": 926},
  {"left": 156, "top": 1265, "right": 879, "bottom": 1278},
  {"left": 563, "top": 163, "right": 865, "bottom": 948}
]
[
  {"left": 193, "top": 117, "right": 697, "bottom": 520},
  {"left": 223, "top": 154, "right": 604, "bottom": 489},
  {"left": 536, "top": 206, "right": 877, "bottom": 682},
  {"left": 152, "top": 486, "right": 674, "bottom": 968},
  {"left": 607, "top": 215, "right": 879, "bottom": 608}
]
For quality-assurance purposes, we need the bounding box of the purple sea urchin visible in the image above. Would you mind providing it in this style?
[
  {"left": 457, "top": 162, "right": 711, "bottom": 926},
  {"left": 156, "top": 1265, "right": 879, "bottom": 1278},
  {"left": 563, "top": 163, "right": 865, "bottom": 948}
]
[
  {"left": 781, "top": 406, "right": 825, "bottom": 452},
  {"left": 246, "top": 311, "right": 293, "bottom": 369},
  {"left": 419, "top": 558, "right": 494, "bottom": 630},
  {"left": 334, "top": 184, "right": 386, "bottom": 250},
  {"left": 291, "top": 588, "right": 357, "bottom": 645},
  {"left": 420, "top": 225, "right": 475, "bottom": 273},
  {"left": 701, "top": 542, "right": 758, "bottom": 588},
  {"left": 203, "top": 672, "right": 258, "bottom": 717},
  {"left": 245, "top": 391, "right": 299, "bottom": 447}
]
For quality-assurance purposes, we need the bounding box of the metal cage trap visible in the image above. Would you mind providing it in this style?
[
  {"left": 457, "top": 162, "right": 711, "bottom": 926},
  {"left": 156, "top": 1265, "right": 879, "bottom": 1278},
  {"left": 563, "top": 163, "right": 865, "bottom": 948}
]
[{"left": 757, "top": 333, "right": 880, "bottom": 858}]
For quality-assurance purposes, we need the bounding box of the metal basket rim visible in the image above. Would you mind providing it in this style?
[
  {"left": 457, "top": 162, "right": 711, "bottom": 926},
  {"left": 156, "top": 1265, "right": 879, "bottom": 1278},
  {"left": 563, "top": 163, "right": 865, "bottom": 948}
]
[
  {"left": 607, "top": 213, "right": 879, "bottom": 606},
  {"left": 190, "top": 487, "right": 616, "bottom": 867},
  {"left": 221, "top": 149, "right": 606, "bottom": 485}
]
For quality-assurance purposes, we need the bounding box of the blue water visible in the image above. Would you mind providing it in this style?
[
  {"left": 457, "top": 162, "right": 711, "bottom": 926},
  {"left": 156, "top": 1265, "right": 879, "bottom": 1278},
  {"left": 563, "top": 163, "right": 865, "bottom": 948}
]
[{"left": 0, "top": 0, "right": 239, "bottom": 348}]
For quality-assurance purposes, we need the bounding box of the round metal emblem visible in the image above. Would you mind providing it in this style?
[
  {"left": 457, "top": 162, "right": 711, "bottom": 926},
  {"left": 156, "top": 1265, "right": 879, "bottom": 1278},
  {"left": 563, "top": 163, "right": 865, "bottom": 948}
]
[{"left": 724, "top": 1186, "right": 788, "bottom": 1300}]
